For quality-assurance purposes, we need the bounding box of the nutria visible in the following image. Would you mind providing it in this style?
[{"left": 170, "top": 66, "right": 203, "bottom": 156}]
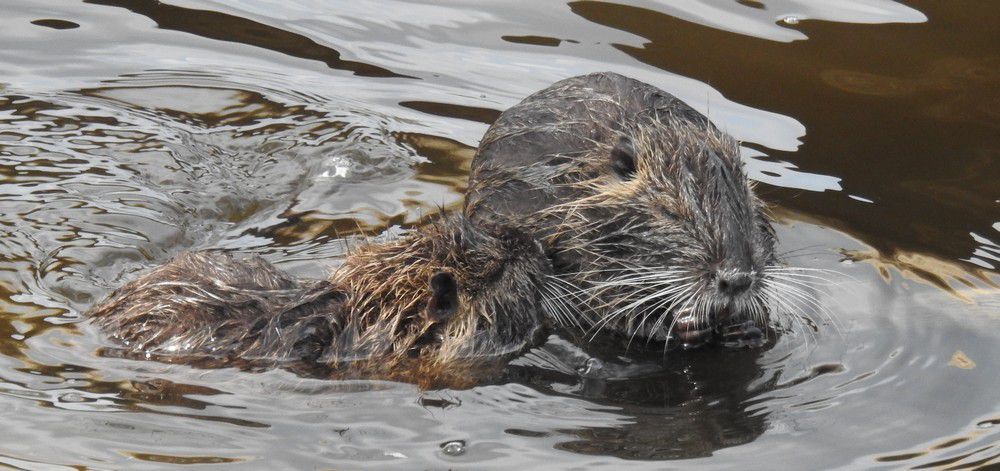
[
  {"left": 88, "top": 216, "right": 553, "bottom": 385},
  {"left": 466, "top": 72, "right": 812, "bottom": 349}
]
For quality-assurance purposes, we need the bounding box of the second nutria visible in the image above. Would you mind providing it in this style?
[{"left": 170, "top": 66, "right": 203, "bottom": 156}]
[
  {"left": 466, "top": 72, "right": 802, "bottom": 349},
  {"left": 88, "top": 216, "right": 553, "bottom": 386}
]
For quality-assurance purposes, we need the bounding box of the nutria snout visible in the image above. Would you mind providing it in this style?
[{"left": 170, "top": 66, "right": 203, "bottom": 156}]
[{"left": 466, "top": 72, "right": 798, "bottom": 348}]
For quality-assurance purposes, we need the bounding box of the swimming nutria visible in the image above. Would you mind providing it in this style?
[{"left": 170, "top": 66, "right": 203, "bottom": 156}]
[
  {"left": 88, "top": 216, "right": 553, "bottom": 385},
  {"left": 466, "top": 72, "right": 804, "bottom": 349}
]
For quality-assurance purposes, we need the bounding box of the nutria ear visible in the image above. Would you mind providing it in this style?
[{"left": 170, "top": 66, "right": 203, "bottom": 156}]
[
  {"left": 424, "top": 271, "right": 459, "bottom": 322},
  {"left": 609, "top": 136, "right": 637, "bottom": 179}
]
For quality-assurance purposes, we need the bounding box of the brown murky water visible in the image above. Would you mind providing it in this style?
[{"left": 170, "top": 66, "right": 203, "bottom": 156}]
[{"left": 1, "top": 0, "right": 997, "bottom": 469}]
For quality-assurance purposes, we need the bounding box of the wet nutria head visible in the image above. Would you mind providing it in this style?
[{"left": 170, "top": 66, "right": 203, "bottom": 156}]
[
  {"left": 466, "top": 72, "right": 799, "bottom": 348},
  {"left": 331, "top": 216, "right": 553, "bottom": 366}
]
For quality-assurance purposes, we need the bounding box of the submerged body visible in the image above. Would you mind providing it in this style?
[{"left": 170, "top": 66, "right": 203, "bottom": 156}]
[
  {"left": 466, "top": 72, "right": 790, "bottom": 348},
  {"left": 89, "top": 217, "right": 552, "bottom": 386}
]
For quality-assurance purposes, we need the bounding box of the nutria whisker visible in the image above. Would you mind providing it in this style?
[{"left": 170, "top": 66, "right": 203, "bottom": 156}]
[
  {"left": 627, "top": 282, "right": 700, "bottom": 350},
  {"left": 660, "top": 284, "right": 708, "bottom": 354},
  {"left": 582, "top": 274, "right": 696, "bottom": 304},
  {"left": 763, "top": 269, "right": 835, "bottom": 303},
  {"left": 586, "top": 270, "right": 694, "bottom": 287},
  {"left": 778, "top": 251, "right": 835, "bottom": 260},
  {"left": 753, "top": 291, "right": 771, "bottom": 326},
  {"left": 764, "top": 265, "right": 849, "bottom": 278},
  {"left": 545, "top": 274, "right": 596, "bottom": 308},
  {"left": 760, "top": 284, "right": 801, "bottom": 327},
  {"left": 776, "top": 244, "right": 828, "bottom": 256},
  {"left": 596, "top": 278, "right": 696, "bottom": 325},
  {"left": 765, "top": 266, "right": 857, "bottom": 290},
  {"left": 630, "top": 282, "right": 695, "bottom": 329},
  {"left": 745, "top": 291, "right": 766, "bottom": 330},
  {"left": 564, "top": 265, "right": 680, "bottom": 274},
  {"left": 763, "top": 290, "right": 812, "bottom": 349},
  {"left": 765, "top": 271, "right": 835, "bottom": 299},
  {"left": 595, "top": 279, "right": 699, "bottom": 344},
  {"left": 605, "top": 283, "right": 697, "bottom": 325},
  {"left": 762, "top": 278, "right": 841, "bottom": 338},
  {"left": 763, "top": 285, "right": 822, "bottom": 349},
  {"left": 541, "top": 296, "right": 575, "bottom": 329},
  {"left": 540, "top": 278, "right": 586, "bottom": 328},
  {"left": 762, "top": 268, "right": 846, "bottom": 332},
  {"left": 766, "top": 265, "right": 851, "bottom": 275},
  {"left": 762, "top": 281, "right": 816, "bottom": 320}
]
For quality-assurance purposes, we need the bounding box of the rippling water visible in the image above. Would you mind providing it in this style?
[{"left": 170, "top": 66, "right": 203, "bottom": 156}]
[{"left": 1, "top": 0, "right": 997, "bottom": 469}]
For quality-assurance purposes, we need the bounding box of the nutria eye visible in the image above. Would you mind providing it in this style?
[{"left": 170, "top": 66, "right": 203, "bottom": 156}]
[{"left": 609, "top": 136, "right": 637, "bottom": 180}]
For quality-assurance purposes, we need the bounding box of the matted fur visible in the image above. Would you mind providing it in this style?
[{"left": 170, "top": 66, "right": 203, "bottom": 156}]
[{"left": 88, "top": 216, "right": 552, "bottom": 385}]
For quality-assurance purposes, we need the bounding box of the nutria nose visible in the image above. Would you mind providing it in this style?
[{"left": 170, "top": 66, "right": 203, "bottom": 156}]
[{"left": 717, "top": 272, "right": 752, "bottom": 296}]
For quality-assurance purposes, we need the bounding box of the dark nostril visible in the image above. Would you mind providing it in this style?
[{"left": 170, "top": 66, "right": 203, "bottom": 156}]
[{"left": 717, "top": 272, "right": 752, "bottom": 296}]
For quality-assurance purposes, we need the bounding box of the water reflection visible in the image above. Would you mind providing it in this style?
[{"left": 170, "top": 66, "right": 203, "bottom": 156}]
[
  {"left": 584, "top": 0, "right": 926, "bottom": 43},
  {"left": 84, "top": 0, "right": 414, "bottom": 78},
  {"left": 511, "top": 336, "right": 776, "bottom": 459}
]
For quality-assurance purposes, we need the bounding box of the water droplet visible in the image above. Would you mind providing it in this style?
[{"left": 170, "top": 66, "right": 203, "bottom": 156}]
[
  {"left": 440, "top": 440, "right": 466, "bottom": 456},
  {"left": 577, "top": 357, "right": 603, "bottom": 376},
  {"left": 781, "top": 16, "right": 800, "bottom": 25}
]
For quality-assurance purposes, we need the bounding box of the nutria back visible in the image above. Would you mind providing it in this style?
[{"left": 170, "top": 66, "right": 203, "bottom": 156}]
[
  {"left": 465, "top": 72, "right": 782, "bottom": 347},
  {"left": 89, "top": 251, "right": 345, "bottom": 364}
]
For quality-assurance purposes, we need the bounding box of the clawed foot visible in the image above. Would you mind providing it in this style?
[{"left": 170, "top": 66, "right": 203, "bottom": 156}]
[
  {"left": 669, "top": 315, "right": 765, "bottom": 350},
  {"left": 716, "top": 320, "right": 765, "bottom": 349},
  {"left": 672, "top": 314, "right": 713, "bottom": 350}
]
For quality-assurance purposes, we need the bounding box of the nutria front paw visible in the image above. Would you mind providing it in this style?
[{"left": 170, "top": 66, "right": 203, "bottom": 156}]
[{"left": 715, "top": 320, "right": 765, "bottom": 349}]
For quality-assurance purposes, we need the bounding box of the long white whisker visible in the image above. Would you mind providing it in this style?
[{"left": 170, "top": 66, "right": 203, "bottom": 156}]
[
  {"left": 765, "top": 280, "right": 842, "bottom": 338},
  {"left": 587, "top": 279, "right": 696, "bottom": 340},
  {"left": 624, "top": 283, "right": 696, "bottom": 349}
]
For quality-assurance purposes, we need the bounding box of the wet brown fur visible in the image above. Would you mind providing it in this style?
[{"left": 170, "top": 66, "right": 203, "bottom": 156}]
[{"left": 89, "top": 216, "right": 552, "bottom": 387}]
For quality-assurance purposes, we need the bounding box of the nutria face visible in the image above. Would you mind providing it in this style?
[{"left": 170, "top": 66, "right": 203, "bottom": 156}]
[
  {"left": 428, "top": 223, "right": 554, "bottom": 358},
  {"left": 466, "top": 72, "right": 821, "bottom": 349},
  {"left": 548, "top": 121, "right": 779, "bottom": 346},
  {"left": 336, "top": 219, "right": 553, "bottom": 361}
]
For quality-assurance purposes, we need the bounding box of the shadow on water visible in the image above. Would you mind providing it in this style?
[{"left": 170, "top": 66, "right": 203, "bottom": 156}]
[{"left": 508, "top": 334, "right": 778, "bottom": 460}]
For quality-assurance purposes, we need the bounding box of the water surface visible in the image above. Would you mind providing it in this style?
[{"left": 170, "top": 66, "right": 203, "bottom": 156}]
[{"left": 1, "top": 0, "right": 997, "bottom": 469}]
